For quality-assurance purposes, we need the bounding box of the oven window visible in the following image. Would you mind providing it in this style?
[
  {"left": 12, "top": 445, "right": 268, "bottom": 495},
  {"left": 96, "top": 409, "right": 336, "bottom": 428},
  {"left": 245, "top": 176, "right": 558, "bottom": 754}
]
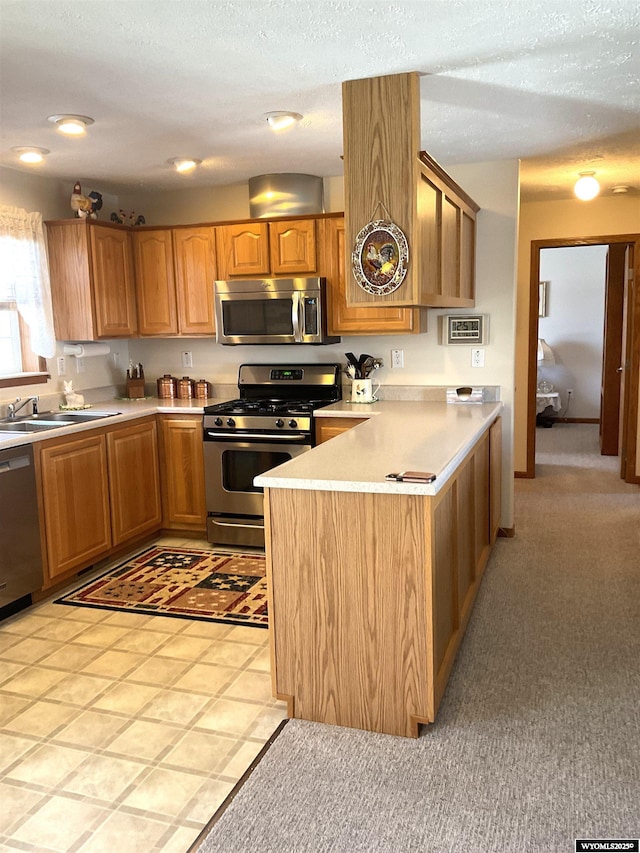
[
  {"left": 222, "top": 299, "right": 293, "bottom": 336},
  {"left": 221, "top": 448, "right": 292, "bottom": 493}
]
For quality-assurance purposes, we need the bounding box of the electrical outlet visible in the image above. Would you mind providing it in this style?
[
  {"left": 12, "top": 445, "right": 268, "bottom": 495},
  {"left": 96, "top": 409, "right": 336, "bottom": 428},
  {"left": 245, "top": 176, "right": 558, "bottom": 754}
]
[
  {"left": 391, "top": 349, "right": 404, "bottom": 368},
  {"left": 56, "top": 356, "right": 66, "bottom": 376},
  {"left": 112, "top": 351, "right": 120, "bottom": 367},
  {"left": 182, "top": 351, "right": 193, "bottom": 369},
  {"left": 76, "top": 357, "right": 86, "bottom": 374},
  {"left": 471, "top": 348, "right": 485, "bottom": 368}
]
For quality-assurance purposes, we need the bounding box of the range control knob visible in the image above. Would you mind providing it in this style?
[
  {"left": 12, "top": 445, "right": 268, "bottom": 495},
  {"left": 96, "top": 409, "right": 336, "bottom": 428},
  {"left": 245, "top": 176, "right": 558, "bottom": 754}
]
[
  {"left": 288, "top": 419, "right": 298, "bottom": 429},
  {"left": 275, "top": 419, "right": 285, "bottom": 428},
  {"left": 226, "top": 417, "right": 235, "bottom": 427},
  {"left": 214, "top": 417, "right": 223, "bottom": 427}
]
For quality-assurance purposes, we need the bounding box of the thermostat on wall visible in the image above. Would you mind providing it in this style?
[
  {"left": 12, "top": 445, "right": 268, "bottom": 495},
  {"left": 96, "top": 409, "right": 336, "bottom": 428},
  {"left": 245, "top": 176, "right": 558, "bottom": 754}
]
[{"left": 444, "top": 314, "right": 487, "bottom": 345}]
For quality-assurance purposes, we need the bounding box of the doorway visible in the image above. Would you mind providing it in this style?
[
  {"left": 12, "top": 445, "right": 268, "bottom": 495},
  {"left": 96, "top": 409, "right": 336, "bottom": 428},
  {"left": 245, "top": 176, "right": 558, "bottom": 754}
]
[{"left": 526, "top": 234, "right": 640, "bottom": 481}]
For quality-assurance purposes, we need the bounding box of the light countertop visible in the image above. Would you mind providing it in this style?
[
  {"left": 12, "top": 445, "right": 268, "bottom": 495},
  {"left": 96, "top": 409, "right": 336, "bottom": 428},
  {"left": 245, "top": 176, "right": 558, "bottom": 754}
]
[
  {"left": 0, "top": 397, "right": 224, "bottom": 451},
  {"left": 255, "top": 400, "right": 503, "bottom": 496}
]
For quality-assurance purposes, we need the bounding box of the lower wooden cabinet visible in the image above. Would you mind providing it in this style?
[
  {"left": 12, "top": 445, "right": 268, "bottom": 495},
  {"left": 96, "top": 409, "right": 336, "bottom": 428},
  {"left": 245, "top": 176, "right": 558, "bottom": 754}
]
[
  {"left": 39, "top": 434, "right": 112, "bottom": 581},
  {"left": 158, "top": 415, "right": 206, "bottom": 531},
  {"left": 37, "top": 417, "right": 162, "bottom": 584},
  {"left": 315, "top": 416, "right": 368, "bottom": 444},
  {"left": 107, "top": 419, "right": 162, "bottom": 545}
]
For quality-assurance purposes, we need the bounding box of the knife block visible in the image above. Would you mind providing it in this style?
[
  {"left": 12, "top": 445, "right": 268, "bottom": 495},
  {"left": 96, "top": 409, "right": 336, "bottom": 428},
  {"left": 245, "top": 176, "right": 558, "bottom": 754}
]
[{"left": 126, "top": 378, "right": 146, "bottom": 399}]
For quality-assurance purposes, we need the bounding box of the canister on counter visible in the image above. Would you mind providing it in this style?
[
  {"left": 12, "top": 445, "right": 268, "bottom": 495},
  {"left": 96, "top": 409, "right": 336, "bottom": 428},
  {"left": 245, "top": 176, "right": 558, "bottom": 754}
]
[
  {"left": 157, "top": 374, "right": 177, "bottom": 399},
  {"left": 176, "top": 376, "right": 195, "bottom": 400},
  {"left": 195, "top": 379, "right": 211, "bottom": 399}
]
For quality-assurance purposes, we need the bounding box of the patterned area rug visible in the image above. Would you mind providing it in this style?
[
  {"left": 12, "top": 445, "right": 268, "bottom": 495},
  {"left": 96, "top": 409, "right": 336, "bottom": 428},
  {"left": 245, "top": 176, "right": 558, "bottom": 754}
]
[{"left": 55, "top": 546, "right": 268, "bottom": 628}]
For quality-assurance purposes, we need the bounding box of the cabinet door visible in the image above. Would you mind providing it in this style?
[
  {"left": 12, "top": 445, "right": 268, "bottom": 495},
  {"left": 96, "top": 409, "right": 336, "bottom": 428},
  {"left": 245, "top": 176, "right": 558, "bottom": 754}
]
[
  {"left": 107, "top": 419, "right": 162, "bottom": 546},
  {"left": 322, "top": 218, "right": 425, "bottom": 335},
  {"left": 269, "top": 219, "right": 317, "bottom": 274},
  {"left": 133, "top": 229, "right": 178, "bottom": 335},
  {"left": 90, "top": 225, "right": 138, "bottom": 337},
  {"left": 216, "top": 222, "right": 270, "bottom": 278},
  {"left": 158, "top": 416, "right": 206, "bottom": 530},
  {"left": 46, "top": 221, "right": 96, "bottom": 341},
  {"left": 39, "top": 434, "right": 111, "bottom": 580},
  {"left": 415, "top": 164, "right": 477, "bottom": 308},
  {"left": 173, "top": 227, "right": 217, "bottom": 334}
]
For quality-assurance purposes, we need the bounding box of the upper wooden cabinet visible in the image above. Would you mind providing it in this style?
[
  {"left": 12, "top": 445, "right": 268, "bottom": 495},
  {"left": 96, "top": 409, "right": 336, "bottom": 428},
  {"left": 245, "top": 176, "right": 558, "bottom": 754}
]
[
  {"left": 133, "top": 229, "right": 177, "bottom": 335},
  {"left": 216, "top": 218, "right": 317, "bottom": 279},
  {"left": 342, "top": 72, "right": 479, "bottom": 308},
  {"left": 321, "top": 217, "right": 426, "bottom": 336},
  {"left": 173, "top": 227, "right": 217, "bottom": 334},
  {"left": 46, "top": 220, "right": 137, "bottom": 339},
  {"left": 133, "top": 226, "right": 216, "bottom": 336}
]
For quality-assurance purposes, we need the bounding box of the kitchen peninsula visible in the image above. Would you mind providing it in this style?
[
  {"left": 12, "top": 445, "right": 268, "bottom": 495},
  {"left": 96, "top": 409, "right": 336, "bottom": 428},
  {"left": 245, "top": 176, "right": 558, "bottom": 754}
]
[{"left": 256, "top": 400, "right": 503, "bottom": 738}]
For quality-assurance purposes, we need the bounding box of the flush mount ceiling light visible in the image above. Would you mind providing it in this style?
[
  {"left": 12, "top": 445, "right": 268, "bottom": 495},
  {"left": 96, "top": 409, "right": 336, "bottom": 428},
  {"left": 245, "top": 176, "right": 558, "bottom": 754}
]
[
  {"left": 47, "top": 114, "right": 94, "bottom": 135},
  {"left": 11, "top": 146, "right": 49, "bottom": 164},
  {"left": 574, "top": 171, "right": 600, "bottom": 201},
  {"left": 167, "top": 157, "right": 202, "bottom": 173},
  {"left": 612, "top": 185, "right": 630, "bottom": 194},
  {"left": 265, "top": 111, "right": 303, "bottom": 131}
]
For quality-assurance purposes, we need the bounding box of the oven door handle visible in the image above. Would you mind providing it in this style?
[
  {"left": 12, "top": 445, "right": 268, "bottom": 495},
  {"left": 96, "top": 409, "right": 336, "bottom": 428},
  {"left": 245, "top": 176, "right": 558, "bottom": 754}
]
[{"left": 204, "top": 431, "right": 310, "bottom": 441}]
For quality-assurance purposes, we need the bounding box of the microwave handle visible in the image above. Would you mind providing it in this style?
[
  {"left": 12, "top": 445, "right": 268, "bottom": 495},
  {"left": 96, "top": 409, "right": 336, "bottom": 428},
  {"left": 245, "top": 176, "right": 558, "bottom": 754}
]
[{"left": 292, "top": 291, "right": 303, "bottom": 342}]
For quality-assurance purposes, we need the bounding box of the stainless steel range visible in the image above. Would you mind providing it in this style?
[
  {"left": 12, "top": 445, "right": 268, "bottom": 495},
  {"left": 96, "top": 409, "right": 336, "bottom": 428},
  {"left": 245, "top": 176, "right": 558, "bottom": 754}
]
[{"left": 203, "top": 363, "right": 341, "bottom": 548}]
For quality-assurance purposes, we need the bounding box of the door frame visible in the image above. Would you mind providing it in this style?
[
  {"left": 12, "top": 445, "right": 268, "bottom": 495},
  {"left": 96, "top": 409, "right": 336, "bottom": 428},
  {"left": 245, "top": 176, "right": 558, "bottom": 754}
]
[{"left": 526, "top": 233, "right": 640, "bottom": 479}]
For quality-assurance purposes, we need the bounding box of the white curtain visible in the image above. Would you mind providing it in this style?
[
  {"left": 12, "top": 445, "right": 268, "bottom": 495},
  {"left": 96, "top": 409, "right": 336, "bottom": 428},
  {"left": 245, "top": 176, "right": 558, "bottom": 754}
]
[{"left": 0, "top": 205, "right": 56, "bottom": 358}]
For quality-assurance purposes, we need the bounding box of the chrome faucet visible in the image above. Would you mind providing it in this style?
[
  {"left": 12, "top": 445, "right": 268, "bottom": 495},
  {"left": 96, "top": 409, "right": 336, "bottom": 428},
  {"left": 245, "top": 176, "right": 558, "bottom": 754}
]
[{"left": 7, "top": 396, "right": 39, "bottom": 419}]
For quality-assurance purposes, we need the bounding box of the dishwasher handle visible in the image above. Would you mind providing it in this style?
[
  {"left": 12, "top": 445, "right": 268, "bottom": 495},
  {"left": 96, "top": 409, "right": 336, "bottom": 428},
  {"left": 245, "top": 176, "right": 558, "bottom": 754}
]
[{"left": 0, "top": 455, "right": 31, "bottom": 473}]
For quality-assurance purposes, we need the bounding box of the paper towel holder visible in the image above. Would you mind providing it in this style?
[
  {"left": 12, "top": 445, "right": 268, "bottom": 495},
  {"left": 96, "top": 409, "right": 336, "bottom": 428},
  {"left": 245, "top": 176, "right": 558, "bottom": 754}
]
[{"left": 63, "top": 343, "right": 111, "bottom": 358}]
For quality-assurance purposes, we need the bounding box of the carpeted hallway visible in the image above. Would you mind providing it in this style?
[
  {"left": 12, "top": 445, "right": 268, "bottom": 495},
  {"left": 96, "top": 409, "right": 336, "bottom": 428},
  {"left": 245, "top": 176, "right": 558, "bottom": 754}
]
[{"left": 194, "top": 423, "right": 640, "bottom": 853}]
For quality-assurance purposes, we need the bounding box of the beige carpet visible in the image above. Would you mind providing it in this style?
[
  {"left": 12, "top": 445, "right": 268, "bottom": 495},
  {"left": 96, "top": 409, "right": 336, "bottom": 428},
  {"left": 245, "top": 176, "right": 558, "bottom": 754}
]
[{"left": 193, "top": 424, "right": 640, "bottom": 852}]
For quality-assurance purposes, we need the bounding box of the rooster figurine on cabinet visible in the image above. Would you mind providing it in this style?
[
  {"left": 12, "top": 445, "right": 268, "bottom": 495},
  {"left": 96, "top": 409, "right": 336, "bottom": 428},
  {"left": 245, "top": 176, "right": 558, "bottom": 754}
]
[{"left": 70, "top": 182, "right": 103, "bottom": 219}]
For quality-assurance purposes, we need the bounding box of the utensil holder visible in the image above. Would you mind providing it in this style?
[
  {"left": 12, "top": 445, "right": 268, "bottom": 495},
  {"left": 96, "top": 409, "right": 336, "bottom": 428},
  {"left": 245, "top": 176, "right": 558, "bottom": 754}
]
[{"left": 126, "top": 379, "right": 146, "bottom": 399}]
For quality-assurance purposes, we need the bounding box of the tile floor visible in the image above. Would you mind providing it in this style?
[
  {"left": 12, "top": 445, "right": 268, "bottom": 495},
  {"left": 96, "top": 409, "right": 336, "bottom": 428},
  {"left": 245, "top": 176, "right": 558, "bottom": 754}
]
[{"left": 0, "top": 537, "right": 287, "bottom": 853}]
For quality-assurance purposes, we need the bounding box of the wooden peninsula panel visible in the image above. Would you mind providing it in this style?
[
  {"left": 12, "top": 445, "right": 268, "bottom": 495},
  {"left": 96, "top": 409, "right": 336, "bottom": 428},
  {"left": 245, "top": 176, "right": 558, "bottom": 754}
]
[
  {"left": 266, "top": 488, "right": 431, "bottom": 737},
  {"left": 264, "top": 416, "right": 500, "bottom": 738}
]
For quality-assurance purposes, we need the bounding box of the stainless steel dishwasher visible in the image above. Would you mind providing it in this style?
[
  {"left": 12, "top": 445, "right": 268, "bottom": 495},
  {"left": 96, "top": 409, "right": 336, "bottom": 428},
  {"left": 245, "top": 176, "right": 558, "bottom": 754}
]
[{"left": 0, "top": 444, "right": 44, "bottom": 610}]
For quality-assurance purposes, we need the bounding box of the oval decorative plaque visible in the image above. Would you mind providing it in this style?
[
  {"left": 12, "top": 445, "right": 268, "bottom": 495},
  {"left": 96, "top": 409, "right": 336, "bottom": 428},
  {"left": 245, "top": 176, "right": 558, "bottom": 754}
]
[{"left": 352, "top": 219, "right": 409, "bottom": 295}]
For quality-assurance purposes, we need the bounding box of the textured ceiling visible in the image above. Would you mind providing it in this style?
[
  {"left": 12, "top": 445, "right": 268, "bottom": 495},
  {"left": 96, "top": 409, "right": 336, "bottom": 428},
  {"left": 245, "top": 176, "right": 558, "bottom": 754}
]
[{"left": 1, "top": 0, "right": 639, "bottom": 202}]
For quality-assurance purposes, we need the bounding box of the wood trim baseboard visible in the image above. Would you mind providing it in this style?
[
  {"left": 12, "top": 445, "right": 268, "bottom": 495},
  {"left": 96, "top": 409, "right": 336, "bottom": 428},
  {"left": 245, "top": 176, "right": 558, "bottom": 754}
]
[
  {"left": 498, "top": 526, "right": 515, "bottom": 538},
  {"left": 514, "top": 471, "right": 532, "bottom": 479}
]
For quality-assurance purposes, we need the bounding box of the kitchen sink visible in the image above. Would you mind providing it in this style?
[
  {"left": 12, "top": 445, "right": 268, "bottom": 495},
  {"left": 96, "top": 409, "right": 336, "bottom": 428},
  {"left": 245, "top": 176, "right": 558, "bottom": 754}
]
[
  {"left": 0, "top": 420, "right": 70, "bottom": 432},
  {"left": 0, "top": 411, "right": 121, "bottom": 433},
  {"left": 31, "top": 411, "right": 121, "bottom": 423}
]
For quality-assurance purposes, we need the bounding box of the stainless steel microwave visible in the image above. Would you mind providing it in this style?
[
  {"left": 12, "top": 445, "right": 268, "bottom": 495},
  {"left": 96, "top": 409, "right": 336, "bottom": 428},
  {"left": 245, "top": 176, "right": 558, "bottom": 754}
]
[{"left": 214, "top": 277, "right": 340, "bottom": 345}]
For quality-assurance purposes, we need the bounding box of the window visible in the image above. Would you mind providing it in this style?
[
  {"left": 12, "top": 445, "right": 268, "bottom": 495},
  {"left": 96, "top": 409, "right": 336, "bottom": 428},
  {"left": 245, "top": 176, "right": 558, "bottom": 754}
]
[{"left": 0, "top": 206, "right": 55, "bottom": 387}]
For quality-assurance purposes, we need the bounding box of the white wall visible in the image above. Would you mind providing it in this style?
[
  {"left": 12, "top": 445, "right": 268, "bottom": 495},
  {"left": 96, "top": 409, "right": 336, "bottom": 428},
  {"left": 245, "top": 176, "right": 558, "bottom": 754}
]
[
  {"left": 514, "top": 193, "right": 639, "bottom": 473},
  {"left": 118, "top": 176, "right": 345, "bottom": 225},
  {"left": 538, "top": 245, "right": 607, "bottom": 418}
]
